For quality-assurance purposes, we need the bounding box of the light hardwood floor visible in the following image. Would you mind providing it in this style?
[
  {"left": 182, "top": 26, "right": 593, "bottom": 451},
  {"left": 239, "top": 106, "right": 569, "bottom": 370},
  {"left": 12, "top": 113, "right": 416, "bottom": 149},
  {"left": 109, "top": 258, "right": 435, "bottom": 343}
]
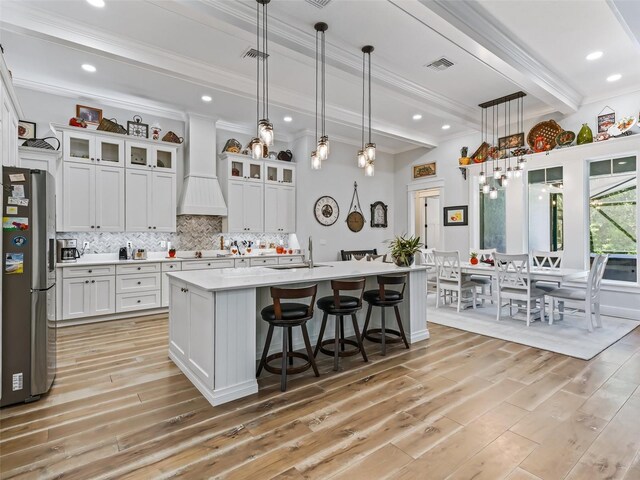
[{"left": 1, "top": 314, "right": 639, "bottom": 479}]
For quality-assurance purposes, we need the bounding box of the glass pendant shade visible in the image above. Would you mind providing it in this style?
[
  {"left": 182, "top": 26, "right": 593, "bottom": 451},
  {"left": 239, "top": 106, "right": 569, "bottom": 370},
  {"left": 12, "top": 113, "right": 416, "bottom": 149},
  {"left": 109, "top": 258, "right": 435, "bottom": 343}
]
[
  {"left": 364, "top": 161, "right": 375, "bottom": 177},
  {"left": 506, "top": 167, "right": 513, "bottom": 178},
  {"left": 317, "top": 136, "right": 329, "bottom": 161},
  {"left": 311, "top": 151, "right": 321, "bottom": 170},
  {"left": 518, "top": 157, "right": 527, "bottom": 169},
  {"left": 489, "top": 187, "right": 498, "bottom": 199},
  {"left": 357, "top": 149, "right": 367, "bottom": 168},
  {"left": 478, "top": 171, "right": 486, "bottom": 185},
  {"left": 514, "top": 168, "right": 522, "bottom": 178},
  {"left": 250, "top": 137, "right": 263, "bottom": 159},
  {"left": 258, "top": 120, "right": 274, "bottom": 146},
  {"left": 482, "top": 183, "right": 490, "bottom": 194},
  {"left": 493, "top": 166, "right": 502, "bottom": 179},
  {"left": 501, "top": 175, "right": 509, "bottom": 187},
  {"left": 365, "top": 142, "right": 376, "bottom": 161}
]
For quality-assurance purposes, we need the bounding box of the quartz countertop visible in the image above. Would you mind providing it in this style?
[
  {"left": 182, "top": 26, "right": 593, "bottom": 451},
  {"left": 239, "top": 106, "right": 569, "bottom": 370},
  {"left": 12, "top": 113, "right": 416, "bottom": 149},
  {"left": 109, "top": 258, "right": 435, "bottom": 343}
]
[
  {"left": 56, "top": 250, "right": 304, "bottom": 268},
  {"left": 166, "top": 261, "right": 427, "bottom": 292}
]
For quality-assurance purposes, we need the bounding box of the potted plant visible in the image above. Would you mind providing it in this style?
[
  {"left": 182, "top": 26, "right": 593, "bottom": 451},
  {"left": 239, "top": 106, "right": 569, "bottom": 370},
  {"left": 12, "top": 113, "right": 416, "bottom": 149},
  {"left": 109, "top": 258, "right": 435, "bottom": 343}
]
[
  {"left": 168, "top": 248, "right": 176, "bottom": 258},
  {"left": 470, "top": 252, "right": 479, "bottom": 265},
  {"left": 388, "top": 234, "right": 423, "bottom": 267}
]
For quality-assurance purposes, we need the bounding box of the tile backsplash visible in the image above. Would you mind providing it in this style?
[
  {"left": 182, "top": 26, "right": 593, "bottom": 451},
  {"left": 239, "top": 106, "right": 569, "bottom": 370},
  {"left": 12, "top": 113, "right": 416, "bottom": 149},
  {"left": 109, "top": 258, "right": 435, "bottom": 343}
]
[{"left": 57, "top": 215, "right": 288, "bottom": 253}]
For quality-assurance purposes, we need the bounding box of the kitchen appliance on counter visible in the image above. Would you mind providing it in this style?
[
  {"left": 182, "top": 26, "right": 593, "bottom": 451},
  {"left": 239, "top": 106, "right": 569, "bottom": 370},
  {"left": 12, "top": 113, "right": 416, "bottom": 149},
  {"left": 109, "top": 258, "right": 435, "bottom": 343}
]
[
  {"left": 56, "top": 239, "right": 80, "bottom": 263},
  {"left": 132, "top": 248, "right": 147, "bottom": 260},
  {"left": 119, "top": 247, "right": 128, "bottom": 260},
  {"left": 2, "top": 167, "right": 57, "bottom": 407}
]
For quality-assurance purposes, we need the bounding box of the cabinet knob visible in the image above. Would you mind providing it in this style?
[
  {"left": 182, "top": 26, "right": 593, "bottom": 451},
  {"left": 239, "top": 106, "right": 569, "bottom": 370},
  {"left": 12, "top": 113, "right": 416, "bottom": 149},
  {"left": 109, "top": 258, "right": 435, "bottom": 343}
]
[
  {"left": 169, "top": 265, "right": 173, "bottom": 268},
  {"left": 137, "top": 300, "right": 141, "bottom": 303},
  {"left": 137, "top": 267, "right": 141, "bottom": 270},
  {"left": 207, "top": 263, "right": 211, "bottom": 266},
  {"left": 90, "top": 225, "right": 95, "bottom": 229},
  {"left": 88, "top": 270, "right": 92, "bottom": 273},
  {"left": 91, "top": 280, "right": 95, "bottom": 283},
  {"left": 153, "top": 165, "right": 156, "bottom": 168},
  {"left": 148, "top": 226, "right": 152, "bottom": 229},
  {"left": 148, "top": 165, "right": 152, "bottom": 168},
  {"left": 85, "top": 280, "right": 89, "bottom": 284},
  {"left": 90, "top": 157, "right": 95, "bottom": 161},
  {"left": 97, "top": 226, "right": 101, "bottom": 229},
  {"left": 96, "top": 158, "right": 101, "bottom": 162},
  {"left": 137, "top": 281, "right": 141, "bottom": 285},
  {"left": 153, "top": 226, "right": 157, "bottom": 229},
  {"left": 185, "top": 288, "right": 188, "bottom": 292}
]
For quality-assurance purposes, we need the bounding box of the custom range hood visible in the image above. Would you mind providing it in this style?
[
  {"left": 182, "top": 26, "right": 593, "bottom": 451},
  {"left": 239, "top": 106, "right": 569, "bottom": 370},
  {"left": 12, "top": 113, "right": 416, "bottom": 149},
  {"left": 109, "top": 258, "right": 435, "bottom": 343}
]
[{"left": 177, "top": 114, "right": 227, "bottom": 216}]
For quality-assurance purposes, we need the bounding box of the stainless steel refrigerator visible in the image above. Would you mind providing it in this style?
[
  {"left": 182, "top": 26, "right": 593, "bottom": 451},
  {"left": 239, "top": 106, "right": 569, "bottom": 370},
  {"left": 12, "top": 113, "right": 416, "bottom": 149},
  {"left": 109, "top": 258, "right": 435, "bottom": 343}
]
[{"left": 2, "top": 167, "right": 56, "bottom": 407}]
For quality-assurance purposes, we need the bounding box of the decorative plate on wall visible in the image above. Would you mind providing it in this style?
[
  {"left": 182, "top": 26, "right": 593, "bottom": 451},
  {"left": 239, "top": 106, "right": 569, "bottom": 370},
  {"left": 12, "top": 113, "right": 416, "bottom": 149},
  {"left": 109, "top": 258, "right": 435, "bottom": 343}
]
[{"left": 314, "top": 196, "right": 339, "bottom": 226}]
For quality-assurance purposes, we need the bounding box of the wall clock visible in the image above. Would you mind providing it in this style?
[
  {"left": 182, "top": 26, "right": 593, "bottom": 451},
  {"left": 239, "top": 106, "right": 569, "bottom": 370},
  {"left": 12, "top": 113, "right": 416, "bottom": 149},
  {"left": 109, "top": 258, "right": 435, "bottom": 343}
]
[
  {"left": 314, "top": 196, "right": 339, "bottom": 226},
  {"left": 370, "top": 201, "right": 388, "bottom": 228},
  {"left": 346, "top": 181, "right": 365, "bottom": 233},
  {"left": 127, "top": 115, "right": 149, "bottom": 138}
]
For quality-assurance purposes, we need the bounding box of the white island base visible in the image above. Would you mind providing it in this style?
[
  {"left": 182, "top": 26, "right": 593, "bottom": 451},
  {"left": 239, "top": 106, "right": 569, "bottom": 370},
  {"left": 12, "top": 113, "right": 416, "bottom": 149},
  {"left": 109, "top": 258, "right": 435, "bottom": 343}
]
[{"left": 167, "top": 261, "right": 428, "bottom": 406}]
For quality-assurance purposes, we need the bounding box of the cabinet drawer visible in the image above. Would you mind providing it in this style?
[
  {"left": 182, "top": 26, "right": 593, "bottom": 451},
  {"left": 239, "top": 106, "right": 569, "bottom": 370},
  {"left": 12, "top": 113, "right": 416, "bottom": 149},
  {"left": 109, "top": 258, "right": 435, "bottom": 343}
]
[
  {"left": 116, "top": 273, "right": 160, "bottom": 294},
  {"left": 162, "top": 261, "right": 182, "bottom": 272},
  {"left": 234, "top": 258, "right": 250, "bottom": 268},
  {"left": 182, "top": 259, "right": 235, "bottom": 270},
  {"left": 116, "top": 291, "right": 161, "bottom": 313},
  {"left": 116, "top": 263, "right": 160, "bottom": 274},
  {"left": 250, "top": 257, "right": 278, "bottom": 267},
  {"left": 63, "top": 264, "right": 116, "bottom": 278},
  {"left": 278, "top": 255, "right": 305, "bottom": 265}
]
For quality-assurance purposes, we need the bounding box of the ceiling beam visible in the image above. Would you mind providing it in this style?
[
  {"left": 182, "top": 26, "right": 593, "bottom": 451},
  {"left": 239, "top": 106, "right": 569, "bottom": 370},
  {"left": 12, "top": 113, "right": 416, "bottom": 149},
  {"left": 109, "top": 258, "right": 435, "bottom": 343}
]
[{"left": 390, "top": 0, "right": 583, "bottom": 114}]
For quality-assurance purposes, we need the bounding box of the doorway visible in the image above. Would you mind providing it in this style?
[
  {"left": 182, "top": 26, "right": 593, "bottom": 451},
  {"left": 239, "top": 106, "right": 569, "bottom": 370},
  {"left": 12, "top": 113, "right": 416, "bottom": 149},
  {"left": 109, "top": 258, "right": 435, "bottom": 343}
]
[{"left": 414, "top": 189, "right": 442, "bottom": 249}]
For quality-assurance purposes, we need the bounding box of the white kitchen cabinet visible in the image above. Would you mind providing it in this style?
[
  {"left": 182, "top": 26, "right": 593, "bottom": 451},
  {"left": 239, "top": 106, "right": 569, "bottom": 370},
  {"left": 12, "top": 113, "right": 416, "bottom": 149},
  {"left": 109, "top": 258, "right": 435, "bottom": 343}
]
[
  {"left": 169, "top": 281, "right": 189, "bottom": 360},
  {"left": 188, "top": 287, "right": 215, "bottom": 388},
  {"left": 1, "top": 84, "right": 19, "bottom": 168},
  {"left": 265, "top": 161, "right": 295, "bottom": 186},
  {"left": 162, "top": 262, "right": 182, "bottom": 307},
  {"left": 62, "top": 276, "right": 115, "bottom": 320},
  {"left": 18, "top": 146, "right": 60, "bottom": 173},
  {"left": 224, "top": 180, "right": 264, "bottom": 233},
  {"left": 219, "top": 153, "right": 263, "bottom": 183},
  {"left": 62, "top": 131, "right": 125, "bottom": 166},
  {"left": 116, "top": 291, "right": 161, "bottom": 313},
  {"left": 264, "top": 184, "right": 295, "bottom": 233},
  {"left": 125, "top": 170, "right": 176, "bottom": 232},
  {"left": 126, "top": 141, "right": 177, "bottom": 173},
  {"left": 61, "top": 162, "right": 124, "bottom": 232}
]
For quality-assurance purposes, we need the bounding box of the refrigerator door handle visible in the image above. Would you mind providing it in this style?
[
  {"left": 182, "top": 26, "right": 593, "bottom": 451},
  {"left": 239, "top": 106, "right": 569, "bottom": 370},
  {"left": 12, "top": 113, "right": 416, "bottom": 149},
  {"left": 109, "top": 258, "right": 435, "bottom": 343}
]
[{"left": 49, "top": 238, "right": 55, "bottom": 272}]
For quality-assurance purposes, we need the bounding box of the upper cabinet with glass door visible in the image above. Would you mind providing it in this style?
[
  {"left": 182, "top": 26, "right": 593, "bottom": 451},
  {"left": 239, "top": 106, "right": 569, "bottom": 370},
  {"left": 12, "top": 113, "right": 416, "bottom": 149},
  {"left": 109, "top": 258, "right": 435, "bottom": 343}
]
[
  {"left": 63, "top": 130, "right": 125, "bottom": 166},
  {"left": 126, "top": 141, "right": 177, "bottom": 173},
  {"left": 265, "top": 160, "right": 295, "bottom": 186},
  {"left": 219, "top": 153, "right": 263, "bottom": 183}
]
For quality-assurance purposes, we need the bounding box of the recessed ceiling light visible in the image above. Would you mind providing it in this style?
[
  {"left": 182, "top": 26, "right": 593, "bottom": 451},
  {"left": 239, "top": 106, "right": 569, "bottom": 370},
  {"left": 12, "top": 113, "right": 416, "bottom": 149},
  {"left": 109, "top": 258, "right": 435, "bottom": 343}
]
[
  {"left": 86, "top": 0, "right": 105, "bottom": 7},
  {"left": 586, "top": 51, "right": 603, "bottom": 61},
  {"left": 81, "top": 64, "right": 96, "bottom": 73},
  {"left": 607, "top": 73, "right": 622, "bottom": 82},
  {"left": 441, "top": 124, "right": 451, "bottom": 130},
  {"left": 283, "top": 116, "right": 293, "bottom": 122},
  {"left": 412, "top": 114, "right": 422, "bottom": 121},
  {"left": 201, "top": 95, "right": 212, "bottom": 102}
]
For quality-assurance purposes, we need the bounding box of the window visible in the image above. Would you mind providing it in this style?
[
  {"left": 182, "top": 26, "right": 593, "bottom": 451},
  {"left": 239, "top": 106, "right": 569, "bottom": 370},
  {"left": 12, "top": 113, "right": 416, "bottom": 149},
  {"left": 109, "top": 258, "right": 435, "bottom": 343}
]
[
  {"left": 528, "top": 167, "right": 564, "bottom": 252},
  {"left": 480, "top": 178, "right": 506, "bottom": 252},
  {"left": 589, "top": 156, "right": 637, "bottom": 282}
]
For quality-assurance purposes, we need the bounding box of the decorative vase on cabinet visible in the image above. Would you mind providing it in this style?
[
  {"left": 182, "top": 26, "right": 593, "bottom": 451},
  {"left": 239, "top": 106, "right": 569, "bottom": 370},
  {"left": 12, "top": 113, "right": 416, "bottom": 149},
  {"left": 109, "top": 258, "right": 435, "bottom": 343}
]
[{"left": 577, "top": 123, "right": 593, "bottom": 145}]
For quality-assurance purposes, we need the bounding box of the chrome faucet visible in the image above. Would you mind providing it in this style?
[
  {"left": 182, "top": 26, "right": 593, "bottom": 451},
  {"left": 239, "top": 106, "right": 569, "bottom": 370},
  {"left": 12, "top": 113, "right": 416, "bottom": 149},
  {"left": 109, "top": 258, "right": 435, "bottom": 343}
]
[{"left": 308, "top": 236, "right": 314, "bottom": 269}]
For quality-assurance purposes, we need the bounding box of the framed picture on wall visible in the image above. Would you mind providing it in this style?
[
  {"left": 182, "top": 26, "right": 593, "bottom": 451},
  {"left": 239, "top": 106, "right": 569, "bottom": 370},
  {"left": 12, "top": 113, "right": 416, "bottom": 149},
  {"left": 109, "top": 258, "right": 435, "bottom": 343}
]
[
  {"left": 76, "top": 104, "right": 103, "bottom": 125},
  {"left": 412, "top": 162, "right": 436, "bottom": 179},
  {"left": 443, "top": 205, "right": 468, "bottom": 226},
  {"left": 597, "top": 112, "right": 615, "bottom": 133},
  {"left": 18, "top": 121, "right": 36, "bottom": 140}
]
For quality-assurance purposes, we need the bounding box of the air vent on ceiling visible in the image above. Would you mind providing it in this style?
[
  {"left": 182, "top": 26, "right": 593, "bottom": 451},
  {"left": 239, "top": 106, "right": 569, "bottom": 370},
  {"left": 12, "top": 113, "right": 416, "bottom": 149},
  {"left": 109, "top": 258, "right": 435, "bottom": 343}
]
[
  {"left": 242, "top": 48, "right": 269, "bottom": 60},
  {"left": 305, "top": 0, "right": 332, "bottom": 9},
  {"left": 425, "top": 57, "right": 454, "bottom": 71}
]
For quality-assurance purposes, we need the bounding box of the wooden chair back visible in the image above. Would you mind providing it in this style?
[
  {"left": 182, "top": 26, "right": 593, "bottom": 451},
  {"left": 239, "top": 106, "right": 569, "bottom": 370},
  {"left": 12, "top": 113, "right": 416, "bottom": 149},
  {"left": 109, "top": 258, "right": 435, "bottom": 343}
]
[
  {"left": 494, "top": 253, "right": 531, "bottom": 293},
  {"left": 377, "top": 274, "right": 407, "bottom": 301},
  {"left": 587, "top": 254, "right": 609, "bottom": 301},
  {"left": 532, "top": 250, "right": 563, "bottom": 269},
  {"left": 340, "top": 249, "right": 377, "bottom": 261},
  {"left": 331, "top": 278, "right": 366, "bottom": 309},
  {"left": 434, "top": 250, "right": 462, "bottom": 285},
  {"left": 270, "top": 284, "right": 318, "bottom": 320}
]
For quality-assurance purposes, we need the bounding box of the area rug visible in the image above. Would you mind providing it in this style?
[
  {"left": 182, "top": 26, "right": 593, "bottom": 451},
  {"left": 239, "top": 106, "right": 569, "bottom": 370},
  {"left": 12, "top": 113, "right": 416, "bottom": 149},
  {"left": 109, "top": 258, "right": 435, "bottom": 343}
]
[{"left": 426, "top": 297, "right": 639, "bottom": 360}]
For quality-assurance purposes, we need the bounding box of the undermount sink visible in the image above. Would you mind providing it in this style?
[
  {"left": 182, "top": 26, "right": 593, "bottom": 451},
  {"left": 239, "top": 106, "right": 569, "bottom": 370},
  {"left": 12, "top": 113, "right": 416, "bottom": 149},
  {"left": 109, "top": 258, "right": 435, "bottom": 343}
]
[{"left": 265, "top": 264, "right": 332, "bottom": 270}]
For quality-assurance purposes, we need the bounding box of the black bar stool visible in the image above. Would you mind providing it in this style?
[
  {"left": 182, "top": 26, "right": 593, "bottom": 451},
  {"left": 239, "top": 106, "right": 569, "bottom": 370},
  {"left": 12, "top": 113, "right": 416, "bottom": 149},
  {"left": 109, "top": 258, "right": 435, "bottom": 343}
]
[
  {"left": 362, "top": 274, "right": 410, "bottom": 356},
  {"left": 314, "top": 278, "right": 368, "bottom": 371},
  {"left": 256, "top": 284, "right": 320, "bottom": 392}
]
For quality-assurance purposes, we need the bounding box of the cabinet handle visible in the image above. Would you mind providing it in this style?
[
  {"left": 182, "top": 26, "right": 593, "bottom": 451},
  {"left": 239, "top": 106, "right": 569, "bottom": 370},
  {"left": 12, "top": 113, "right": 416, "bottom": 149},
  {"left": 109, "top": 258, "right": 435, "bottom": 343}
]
[
  {"left": 137, "top": 281, "right": 141, "bottom": 285},
  {"left": 97, "top": 226, "right": 101, "bottom": 229}
]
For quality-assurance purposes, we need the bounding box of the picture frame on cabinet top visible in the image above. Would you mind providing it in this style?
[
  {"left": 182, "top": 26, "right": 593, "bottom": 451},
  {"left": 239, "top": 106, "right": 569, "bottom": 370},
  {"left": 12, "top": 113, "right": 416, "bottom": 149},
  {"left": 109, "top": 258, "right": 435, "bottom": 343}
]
[
  {"left": 18, "top": 120, "right": 36, "bottom": 140},
  {"left": 76, "top": 104, "right": 102, "bottom": 125}
]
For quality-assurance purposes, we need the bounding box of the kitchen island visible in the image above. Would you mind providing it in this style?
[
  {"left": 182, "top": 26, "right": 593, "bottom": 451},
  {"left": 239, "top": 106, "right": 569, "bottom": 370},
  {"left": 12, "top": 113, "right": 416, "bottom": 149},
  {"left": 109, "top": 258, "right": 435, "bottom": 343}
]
[{"left": 166, "top": 261, "right": 428, "bottom": 406}]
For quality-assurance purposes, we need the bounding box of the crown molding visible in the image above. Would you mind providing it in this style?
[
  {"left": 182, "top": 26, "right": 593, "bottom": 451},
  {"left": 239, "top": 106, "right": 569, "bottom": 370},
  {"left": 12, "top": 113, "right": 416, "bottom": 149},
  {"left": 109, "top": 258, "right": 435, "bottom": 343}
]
[
  {"left": 13, "top": 77, "right": 188, "bottom": 121},
  {"left": 607, "top": 0, "right": 640, "bottom": 52},
  {"left": 393, "top": 0, "right": 582, "bottom": 114}
]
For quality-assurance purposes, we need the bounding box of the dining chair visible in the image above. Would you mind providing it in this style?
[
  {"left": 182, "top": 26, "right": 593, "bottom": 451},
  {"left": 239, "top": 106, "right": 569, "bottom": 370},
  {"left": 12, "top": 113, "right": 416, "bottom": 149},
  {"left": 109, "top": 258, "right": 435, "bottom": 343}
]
[
  {"left": 469, "top": 248, "right": 496, "bottom": 304},
  {"left": 531, "top": 250, "right": 564, "bottom": 292},
  {"left": 546, "top": 254, "right": 609, "bottom": 332},
  {"left": 494, "top": 253, "right": 545, "bottom": 326},
  {"left": 434, "top": 251, "right": 478, "bottom": 312},
  {"left": 422, "top": 248, "right": 437, "bottom": 297}
]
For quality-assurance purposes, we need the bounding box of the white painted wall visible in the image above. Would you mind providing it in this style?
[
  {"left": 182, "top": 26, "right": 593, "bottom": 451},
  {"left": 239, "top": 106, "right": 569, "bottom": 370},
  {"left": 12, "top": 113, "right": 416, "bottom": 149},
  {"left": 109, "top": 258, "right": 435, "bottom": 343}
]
[{"left": 292, "top": 134, "right": 396, "bottom": 262}]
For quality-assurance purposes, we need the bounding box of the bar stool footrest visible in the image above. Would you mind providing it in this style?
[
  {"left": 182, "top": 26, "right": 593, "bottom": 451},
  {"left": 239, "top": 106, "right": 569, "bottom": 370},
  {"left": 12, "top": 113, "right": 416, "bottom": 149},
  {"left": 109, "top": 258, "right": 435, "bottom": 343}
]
[
  {"left": 318, "top": 338, "right": 361, "bottom": 358},
  {"left": 364, "top": 328, "right": 404, "bottom": 344},
  {"left": 263, "top": 351, "right": 313, "bottom": 375}
]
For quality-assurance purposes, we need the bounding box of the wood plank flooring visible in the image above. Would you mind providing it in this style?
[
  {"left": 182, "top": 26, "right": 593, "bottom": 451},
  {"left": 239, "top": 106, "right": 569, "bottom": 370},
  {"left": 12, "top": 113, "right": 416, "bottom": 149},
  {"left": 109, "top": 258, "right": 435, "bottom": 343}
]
[{"left": 1, "top": 314, "right": 639, "bottom": 479}]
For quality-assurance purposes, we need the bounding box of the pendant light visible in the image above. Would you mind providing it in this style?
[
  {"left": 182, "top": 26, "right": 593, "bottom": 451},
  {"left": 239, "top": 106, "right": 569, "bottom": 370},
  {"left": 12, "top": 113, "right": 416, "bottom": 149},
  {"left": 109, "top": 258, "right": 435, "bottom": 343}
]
[
  {"left": 362, "top": 45, "right": 375, "bottom": 176},
  {"left": 314, "top": 23, "right": 330, "bottom": 161},
  {"left": 253, "top": 0, "right": 273, "bottom": 157},
  {"left": 357, "top": 44, "right": 367, "bottom": 168}
]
